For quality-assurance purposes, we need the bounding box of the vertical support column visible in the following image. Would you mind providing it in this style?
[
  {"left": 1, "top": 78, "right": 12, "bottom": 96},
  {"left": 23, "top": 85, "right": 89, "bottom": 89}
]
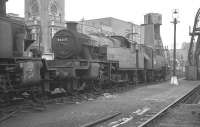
[
  {"left": 108, "top": 62, "right": 112, "bottom": 80},
  {"left": 40, "top": 0, "right": 50, "bottom": 53},
  {"left": 152, "top": 48, "right": 154, "bottom": 81},
  {"left": 144, "top": 69, "right": 147, "bottom": 83},
  {"left": 136, "top": 48, "right": 139, "bottom": 84}
]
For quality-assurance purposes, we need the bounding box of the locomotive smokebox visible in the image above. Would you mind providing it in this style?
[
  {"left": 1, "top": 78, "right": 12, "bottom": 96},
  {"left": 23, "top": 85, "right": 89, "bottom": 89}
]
[{"left": 66, "top": 21, "right": 78, "bottom": 32}]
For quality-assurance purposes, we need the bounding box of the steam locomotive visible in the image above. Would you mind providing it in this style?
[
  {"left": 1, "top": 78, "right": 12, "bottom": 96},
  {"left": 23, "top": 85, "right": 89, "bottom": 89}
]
[
  {"left": 45, "top": 22, "right": 169, "bottom": 93},
  {"left": 0, "top": 6, "right": 45, "bottom": 102},
  {"left": 0, "top": 0, "right": 169, "bottom": 100}
]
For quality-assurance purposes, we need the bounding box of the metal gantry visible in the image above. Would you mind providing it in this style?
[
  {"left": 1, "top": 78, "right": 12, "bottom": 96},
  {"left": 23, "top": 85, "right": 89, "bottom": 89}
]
[{"left": 188, "top": 8, "right": 200, "bottom": 67}]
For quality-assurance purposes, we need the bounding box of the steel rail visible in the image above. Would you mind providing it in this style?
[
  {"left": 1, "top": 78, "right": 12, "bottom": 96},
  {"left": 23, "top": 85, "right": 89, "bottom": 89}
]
[
  {"left": 80, "top": 112, "right": 121, "bottom": 127},
  {"left": 138, "top": 84, "right": 200, "bottom": 127}
]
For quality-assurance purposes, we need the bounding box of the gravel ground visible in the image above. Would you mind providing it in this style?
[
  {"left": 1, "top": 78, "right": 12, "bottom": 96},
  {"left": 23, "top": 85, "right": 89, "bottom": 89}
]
[{"left": 0, "top": 80, "right": 199, "bottom": 127}]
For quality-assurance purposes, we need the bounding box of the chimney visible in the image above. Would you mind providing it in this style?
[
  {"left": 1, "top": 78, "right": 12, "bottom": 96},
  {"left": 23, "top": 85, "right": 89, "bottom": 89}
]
[{"left": 66, "top": 21, "right": 78, "bottom": 32}]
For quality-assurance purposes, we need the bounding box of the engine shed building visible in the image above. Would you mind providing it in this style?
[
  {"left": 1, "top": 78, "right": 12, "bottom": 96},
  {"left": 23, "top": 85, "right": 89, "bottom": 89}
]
[{"left": 77, "top": 17, "right": 144, "bottom": 45}]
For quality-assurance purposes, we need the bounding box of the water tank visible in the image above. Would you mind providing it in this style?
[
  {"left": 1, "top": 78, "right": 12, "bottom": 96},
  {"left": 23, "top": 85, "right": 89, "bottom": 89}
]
[{"left": 144, "top": 13, "right": 162, "bottom": 25}]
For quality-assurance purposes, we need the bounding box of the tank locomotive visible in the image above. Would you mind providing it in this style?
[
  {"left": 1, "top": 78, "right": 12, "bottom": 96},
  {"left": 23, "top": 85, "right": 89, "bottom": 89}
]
[
  {"left": 46, "top": 22, "right": 169, "bottom": 93},
  {"left": 0, "top": 0, "right": 169, "bottom": 101}
]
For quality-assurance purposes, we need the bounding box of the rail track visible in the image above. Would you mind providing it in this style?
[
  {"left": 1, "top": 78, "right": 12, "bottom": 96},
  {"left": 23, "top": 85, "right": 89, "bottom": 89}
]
[
  {"left": 0, "top": 81, "right": 153, "bottom": 122},
  {"left": 138, "top": 84, "right": 200, "bottom": 127},
  {"left": 0, "top": 80, "right": 158, "bottom": 107}
]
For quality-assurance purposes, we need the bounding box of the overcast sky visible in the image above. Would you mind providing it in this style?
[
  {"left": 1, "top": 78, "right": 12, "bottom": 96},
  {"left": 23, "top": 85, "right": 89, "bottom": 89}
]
[{"left": 6, "top": 0, "right": 200, "bottom": 49}]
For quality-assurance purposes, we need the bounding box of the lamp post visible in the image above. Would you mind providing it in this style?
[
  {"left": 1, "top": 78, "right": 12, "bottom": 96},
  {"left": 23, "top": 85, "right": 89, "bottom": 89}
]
[{"left": 171, "top": 9, "right": 179, "bottom": 85}]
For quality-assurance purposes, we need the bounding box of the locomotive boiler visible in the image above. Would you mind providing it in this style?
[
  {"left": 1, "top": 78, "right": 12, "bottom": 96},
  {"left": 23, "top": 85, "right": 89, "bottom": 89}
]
[{"left": 46, "top": 22, "right": 169, "bottom": 93}]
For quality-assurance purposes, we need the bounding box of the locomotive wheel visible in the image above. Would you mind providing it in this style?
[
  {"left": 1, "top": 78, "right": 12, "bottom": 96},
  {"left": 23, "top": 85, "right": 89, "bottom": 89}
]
[
  {"left": 75, "top": 80, "right": 87, "bottom": 92},
  {"left": 66, "top": 79, "right": 86, "bottom": 94},
  {"left": 0, "top": 92, "right": 10, "bottom": 104},
  {"left": 66, "top": 79, "right": 76, "bottom": 95},
  {"left": 92, "top": 80, "right": 102, "bottom": 92}
]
